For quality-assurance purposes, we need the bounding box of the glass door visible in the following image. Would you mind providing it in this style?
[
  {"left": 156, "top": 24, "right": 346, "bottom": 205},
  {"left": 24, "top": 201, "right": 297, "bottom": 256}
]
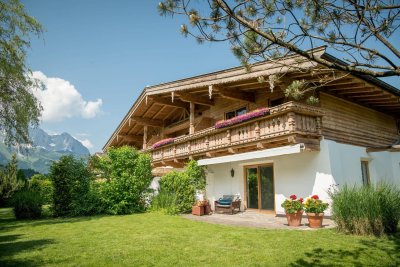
[
  {"left": 260, "top": 166, "right": 274, "bottom": 210},
  {"left": 245, "top": 165, "right": 274, "bottom": 212},
  {"left": 246, "top": 168, "right": 259, "bottom": 209}
]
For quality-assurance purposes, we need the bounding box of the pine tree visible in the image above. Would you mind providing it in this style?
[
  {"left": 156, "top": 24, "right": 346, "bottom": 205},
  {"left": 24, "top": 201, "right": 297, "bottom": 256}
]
[{"left": 0, "top": 154, "right": 24, "bottom": 204}]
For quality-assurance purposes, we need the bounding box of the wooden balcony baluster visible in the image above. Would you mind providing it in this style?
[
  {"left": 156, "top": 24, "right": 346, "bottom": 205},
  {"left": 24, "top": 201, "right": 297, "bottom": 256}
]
[
  {"left": 255, "top": 121, "right": 260, "bottom": 139},
  {"left": 150, "top": 102, "right": 324, "bottom": 162},
  {"left": 288, "top": 112, "right": 296, "bottom": 132},
  {"left": 316, "top": 117, "right": 322, "bottom": 135}
]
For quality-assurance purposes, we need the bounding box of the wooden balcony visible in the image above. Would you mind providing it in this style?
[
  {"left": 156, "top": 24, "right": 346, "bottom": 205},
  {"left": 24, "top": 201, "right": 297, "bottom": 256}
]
[{"left": 149, "top": 102, "right": 324, "bottom": 166}]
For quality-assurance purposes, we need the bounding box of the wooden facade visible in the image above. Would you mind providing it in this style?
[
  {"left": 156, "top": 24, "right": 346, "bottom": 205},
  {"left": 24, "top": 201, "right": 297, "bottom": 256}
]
[
  {"left": 103, "top": 48, "right": 400, "bottom": 167},
  {"left": 320, "top": 93, "right": 399, "bottom": 148}
]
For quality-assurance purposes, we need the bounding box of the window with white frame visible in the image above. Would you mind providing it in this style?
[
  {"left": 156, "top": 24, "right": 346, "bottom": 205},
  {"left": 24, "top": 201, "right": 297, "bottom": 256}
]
[{"left": 361, "top": 160, "right": 370, "bottom": 186}]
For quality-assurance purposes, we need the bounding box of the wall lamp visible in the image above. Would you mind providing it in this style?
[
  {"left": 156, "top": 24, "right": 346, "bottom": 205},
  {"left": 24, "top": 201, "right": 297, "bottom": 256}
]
[{"left": 230, "top": 168, "right": 235, "bottom": 178}]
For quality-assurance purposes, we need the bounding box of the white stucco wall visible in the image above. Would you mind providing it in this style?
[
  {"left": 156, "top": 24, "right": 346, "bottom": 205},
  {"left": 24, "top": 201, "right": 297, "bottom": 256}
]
[
  {"left": 204, "top": 139, "right": 400, "bottom": 216},
  {"left": 369, "top": 151, "right": 400, "bottom": 184}
]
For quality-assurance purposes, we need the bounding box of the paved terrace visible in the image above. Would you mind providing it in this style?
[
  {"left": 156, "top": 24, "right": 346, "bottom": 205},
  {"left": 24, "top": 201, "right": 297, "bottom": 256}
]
[{"left": 182, "top": 210, "right": 335, "bottom": 230}]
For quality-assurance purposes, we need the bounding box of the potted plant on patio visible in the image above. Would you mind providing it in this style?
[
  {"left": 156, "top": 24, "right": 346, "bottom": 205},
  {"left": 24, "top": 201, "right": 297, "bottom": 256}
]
[
  {"left": 304, "top": 195, "right": 329, "bottom": 228},
  {"left": 281, "top": 195, "right": 304, "bottom": 226},
  {"left": 192, "top": 201, "right": 205, "bottom": 216}
]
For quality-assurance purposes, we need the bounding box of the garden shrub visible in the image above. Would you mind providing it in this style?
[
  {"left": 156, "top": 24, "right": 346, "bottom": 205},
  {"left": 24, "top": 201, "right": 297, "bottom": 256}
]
[
  {"left": 150, "top": 190, "right": 177, "bottom": 214},
  {"left": 158, "top": 171, "right": 195, "bottom": 214},
  {"left": 185, "top": 160, "right": 206, "bottom": 191},
  {"left": 30, "top": 174, "right": 53, "bottom": 204},
  {"left": 50, "top": 155, "right": 92, "bottom": 217},
  {"left": 155, "top": 160, "right": 206, "bottom": 214},
  {"left": 329, "top": 183, "right": 400, "bottom": 236},
  {"left": 91, "top": 146, "right": 153, "bottom": 215},
  {"left": 12, "top": 189, "right": 43, "bottom": 219}
]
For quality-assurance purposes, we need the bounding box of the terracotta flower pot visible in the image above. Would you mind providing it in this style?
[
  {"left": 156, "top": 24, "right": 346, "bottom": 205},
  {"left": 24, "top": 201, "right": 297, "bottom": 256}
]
[
  {"left": 285, "top": 210, "right": 303, "bottom": 226},
  {"left": 192, "top": 206, "right": 204, "bottom": 216},
  {"left": 307, "top": 213, "right": 324, "bottom": 228}
]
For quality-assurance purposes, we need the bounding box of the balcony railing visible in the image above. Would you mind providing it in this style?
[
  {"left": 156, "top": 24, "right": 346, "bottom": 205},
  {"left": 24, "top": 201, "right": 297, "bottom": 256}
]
[{"left": 149, "top": 102, "right": 324, "bottom": 162}]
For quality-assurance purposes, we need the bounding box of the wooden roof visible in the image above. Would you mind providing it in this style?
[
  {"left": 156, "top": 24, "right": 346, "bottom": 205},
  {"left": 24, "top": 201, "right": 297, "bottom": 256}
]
[{"left": 103, "top": 47, "right": 400, "bottom": 151}]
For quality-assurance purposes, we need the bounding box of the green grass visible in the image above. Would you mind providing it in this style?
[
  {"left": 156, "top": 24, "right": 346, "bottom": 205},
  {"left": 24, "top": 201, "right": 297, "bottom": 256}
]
[{"left": 0, "top": 208, "right": 399, "bottom": 266}]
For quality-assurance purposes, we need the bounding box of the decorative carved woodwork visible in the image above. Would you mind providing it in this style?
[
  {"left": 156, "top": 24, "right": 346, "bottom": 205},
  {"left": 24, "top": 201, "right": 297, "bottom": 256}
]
[{"left": 150, "top": 102, "right": 323, "bottom": 164}]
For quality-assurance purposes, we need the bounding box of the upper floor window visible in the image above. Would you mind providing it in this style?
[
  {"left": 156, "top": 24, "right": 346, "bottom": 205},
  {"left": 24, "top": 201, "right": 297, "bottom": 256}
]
[
  {"left": 361, "top": 160, "right": 370, "bottom": 186},
  {"left": 225, "top": 107, "right": 247, "bottom": 120},
  {"left": 269, "top": 97, "right": 285, "bottom": 107}
]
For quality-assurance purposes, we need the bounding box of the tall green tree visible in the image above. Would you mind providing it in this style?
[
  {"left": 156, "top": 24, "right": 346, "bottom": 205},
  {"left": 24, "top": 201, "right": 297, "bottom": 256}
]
[
  {"left": 159, "top": 0, "right": 399, "bottom": 77},
  {"left": 0, "top": 154, "right": 24, "bottom": 204},
  {"left": 0, "top": 0, "right": 43, "bottom": 145}
]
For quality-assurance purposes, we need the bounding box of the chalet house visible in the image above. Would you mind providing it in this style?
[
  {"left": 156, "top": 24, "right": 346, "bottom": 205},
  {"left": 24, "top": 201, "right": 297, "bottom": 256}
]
[{"left": 103, "top": 47, "right": 400, "bottom": 215}]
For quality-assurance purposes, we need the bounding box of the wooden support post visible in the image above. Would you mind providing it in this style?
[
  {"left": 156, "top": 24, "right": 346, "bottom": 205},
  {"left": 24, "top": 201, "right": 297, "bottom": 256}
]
[
  {"left": 143, "top": 125, "right": 148, "bottom": 150},
  {"left": 287, "top": 112, "right": 296, "bottom": 132},
  {"left": 189, "top": 102, "right": 195, "bottom": 135}
]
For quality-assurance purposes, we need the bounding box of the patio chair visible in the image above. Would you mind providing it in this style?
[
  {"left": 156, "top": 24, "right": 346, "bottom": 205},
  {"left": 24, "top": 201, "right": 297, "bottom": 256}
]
[{"left": 214, "top": 195, "right": 241, "bottom": 215}]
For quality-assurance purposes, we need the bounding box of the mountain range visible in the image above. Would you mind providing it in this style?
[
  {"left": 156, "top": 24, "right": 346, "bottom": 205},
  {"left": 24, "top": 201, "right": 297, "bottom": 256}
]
[{"left": 0, "top": 128, "right": 90, "bottom": 174}]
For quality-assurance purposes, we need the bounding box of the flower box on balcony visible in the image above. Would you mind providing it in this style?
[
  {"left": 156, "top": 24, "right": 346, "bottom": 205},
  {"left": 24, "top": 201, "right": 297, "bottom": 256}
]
[
  {"left": 214, "top": 107, "right": 270, "bottom": 129},
  {"left": 151, "top": 138, "right": 175, "bottom": 149}
]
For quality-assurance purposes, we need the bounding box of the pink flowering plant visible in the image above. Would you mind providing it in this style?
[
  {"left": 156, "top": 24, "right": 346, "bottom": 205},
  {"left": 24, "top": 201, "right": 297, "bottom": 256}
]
[
  {"left": 214, "top": 107, "right": 270, "bottom": 129},
  {"left": 151, "top": 138, "right": 175, "bottom": 149},
  {"left": 281, "top": 194, "right": 304, "bottom": 214},
  {"left": 304, "top": 195, "right": 329, "bottom": 214}
]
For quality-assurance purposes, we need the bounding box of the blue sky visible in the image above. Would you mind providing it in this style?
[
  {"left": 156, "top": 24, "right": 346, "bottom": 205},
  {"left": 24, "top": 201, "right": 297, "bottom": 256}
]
[
  {"left": 23, "top": 1, "right": 399, "bottom": 153},
  {"left": 23, "top": 0, "right": 237, "bottom": 153}
]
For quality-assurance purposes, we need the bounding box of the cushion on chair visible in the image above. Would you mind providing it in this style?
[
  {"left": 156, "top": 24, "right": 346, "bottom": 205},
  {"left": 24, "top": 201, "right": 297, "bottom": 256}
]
[
  {"left": 217, "top": 195, "right": 234, "bottom": 205},
  {"left": 217, "top": 199, "right": 232, "bottom": 205}
]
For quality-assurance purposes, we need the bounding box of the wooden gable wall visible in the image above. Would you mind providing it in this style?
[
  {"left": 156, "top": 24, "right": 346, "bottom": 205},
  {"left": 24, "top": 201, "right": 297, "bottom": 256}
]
[{"left": 320, "top": 93, "right": 399, "bottom": 148}]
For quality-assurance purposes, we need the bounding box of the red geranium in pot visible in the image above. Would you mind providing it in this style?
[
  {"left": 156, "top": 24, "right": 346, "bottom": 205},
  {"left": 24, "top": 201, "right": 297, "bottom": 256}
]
[{"left": 281, "top": 195, "right": 304, "bottom": 226}]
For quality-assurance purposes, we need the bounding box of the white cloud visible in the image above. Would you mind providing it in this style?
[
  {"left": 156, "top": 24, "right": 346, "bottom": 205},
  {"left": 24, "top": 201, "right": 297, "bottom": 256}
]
[{"left": 31, "top": 71, "right": 103, "bottom": 122}]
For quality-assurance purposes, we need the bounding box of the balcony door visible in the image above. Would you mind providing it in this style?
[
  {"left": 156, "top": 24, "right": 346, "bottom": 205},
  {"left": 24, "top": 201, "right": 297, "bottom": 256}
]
[{"left": 245, "top": 165, "right": 275, "bottom": 212}]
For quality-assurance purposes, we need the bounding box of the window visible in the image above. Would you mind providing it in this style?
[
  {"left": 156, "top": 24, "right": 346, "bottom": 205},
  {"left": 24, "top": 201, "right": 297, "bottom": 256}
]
[
  {"left": 269, "top": 97, "right": 285, "bottom": 107},
  {"left": 361, "top": 160, "right": 370, "bottom": 186},
  {"left": 225, "top": 107, "right": 247, "bottom": 120}
]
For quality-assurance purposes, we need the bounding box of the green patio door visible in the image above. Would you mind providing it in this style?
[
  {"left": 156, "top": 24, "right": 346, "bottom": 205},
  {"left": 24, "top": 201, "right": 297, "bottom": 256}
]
[{"left": 245, "top": 165, "right": 274, "bottom": 212}]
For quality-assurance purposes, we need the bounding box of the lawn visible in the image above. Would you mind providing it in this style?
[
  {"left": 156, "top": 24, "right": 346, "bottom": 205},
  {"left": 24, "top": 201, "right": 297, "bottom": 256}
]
[{"left": 0, "top": 208, "right": 399, "bottom": 267}]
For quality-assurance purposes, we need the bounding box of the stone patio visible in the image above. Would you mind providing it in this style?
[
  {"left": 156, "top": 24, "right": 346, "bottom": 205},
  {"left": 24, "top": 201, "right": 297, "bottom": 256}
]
[{"left": 182, "top": 210, "right": 335, "bottom": 230}]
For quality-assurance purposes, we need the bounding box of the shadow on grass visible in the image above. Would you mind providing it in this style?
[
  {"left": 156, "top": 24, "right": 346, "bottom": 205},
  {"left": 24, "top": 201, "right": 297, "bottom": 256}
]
[
  {"left": 289, "top": 231, "right": 400, "bottom": 267},
  {"left": 0, "top": 208, "right": 109, "bottom": 232},
  {"left": 0, "top": 233, "right": 55, "bottom": 267}
]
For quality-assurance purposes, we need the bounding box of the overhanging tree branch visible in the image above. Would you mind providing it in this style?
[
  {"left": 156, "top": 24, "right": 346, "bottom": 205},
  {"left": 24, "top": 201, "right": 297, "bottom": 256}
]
[{"left": 158, "top": 0, "right": 400, "bottom": 78}]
